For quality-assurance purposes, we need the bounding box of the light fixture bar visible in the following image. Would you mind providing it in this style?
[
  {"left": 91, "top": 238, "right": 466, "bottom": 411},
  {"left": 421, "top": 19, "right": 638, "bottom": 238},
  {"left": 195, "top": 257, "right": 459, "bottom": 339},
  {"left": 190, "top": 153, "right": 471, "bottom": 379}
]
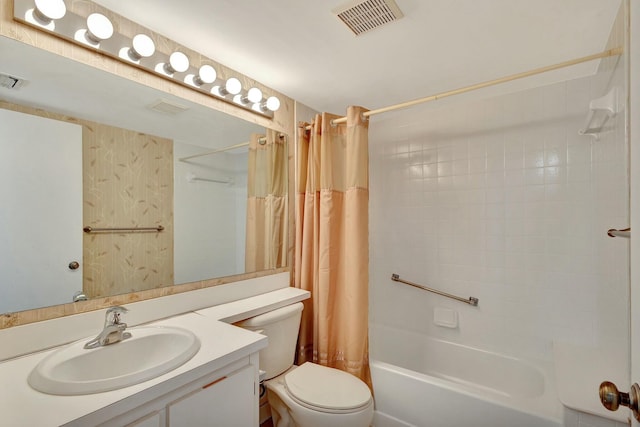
[{"left": 13, "top": 0, "right": 280, "bottom": 119}]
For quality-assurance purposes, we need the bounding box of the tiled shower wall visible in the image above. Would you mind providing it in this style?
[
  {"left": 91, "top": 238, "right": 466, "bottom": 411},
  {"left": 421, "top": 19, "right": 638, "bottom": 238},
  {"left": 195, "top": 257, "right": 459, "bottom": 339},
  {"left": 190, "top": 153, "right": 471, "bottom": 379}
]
[{"left": 369, "top": 61, "right": 628, "bottom": 362}]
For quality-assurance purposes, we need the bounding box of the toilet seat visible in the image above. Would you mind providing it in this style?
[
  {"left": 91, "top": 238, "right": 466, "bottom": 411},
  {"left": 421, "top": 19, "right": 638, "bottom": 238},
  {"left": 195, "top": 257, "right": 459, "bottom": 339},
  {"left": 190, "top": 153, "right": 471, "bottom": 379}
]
[{"left": 283, "top": 362, "right": 372, "bottom": 414}]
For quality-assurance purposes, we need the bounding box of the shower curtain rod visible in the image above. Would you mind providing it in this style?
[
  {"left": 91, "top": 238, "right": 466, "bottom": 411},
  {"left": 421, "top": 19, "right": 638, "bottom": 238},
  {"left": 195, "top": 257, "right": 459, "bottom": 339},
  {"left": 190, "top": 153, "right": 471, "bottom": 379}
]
[
  {"left": 178, "top": 138, "right": 267, "bottom": 162},
  {"left": 319, "top": 47, "right": 623, "bottom": 127},
  {"left": 179, "top": 141, "right": 251, "bottom": 161},
  {"left": 179, "top": 133, "right": 286, "bottom": 162}
]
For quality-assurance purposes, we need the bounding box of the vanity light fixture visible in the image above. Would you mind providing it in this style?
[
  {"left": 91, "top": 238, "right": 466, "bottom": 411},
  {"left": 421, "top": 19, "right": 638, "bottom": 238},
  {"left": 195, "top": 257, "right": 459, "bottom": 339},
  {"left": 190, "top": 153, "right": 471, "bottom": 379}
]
[
  {"left": 216, "top": 77, "right": 242, "bottom": 97},
  {"left": 264, "top": 96, "right": 281, "bottom": 112},
  {"left": 85, "top": 13, "right": 114, "bottom": 44},
  {"left": 164, "top": 51, "right": 190, "bottom": 74},
  {"left": 242, "top": 87, "right": 263, "bottom": 104},
  {"left": 193, "top": 65, "right": 217, "bottom": 86},
  {"left": 128, "top": 34, "right": 155, "bottom": 60},
  {"left": 14, "top": 0, "right": 281, "bottom": 119},
  {"left": 220, "top": 77, "right": 242, "bottom": 96},
  {"left": 33, "top": 0, "right": 66, "bottom": 23},
  {"left": 29, "top": 0, "right": 65, "bottom": 29}
]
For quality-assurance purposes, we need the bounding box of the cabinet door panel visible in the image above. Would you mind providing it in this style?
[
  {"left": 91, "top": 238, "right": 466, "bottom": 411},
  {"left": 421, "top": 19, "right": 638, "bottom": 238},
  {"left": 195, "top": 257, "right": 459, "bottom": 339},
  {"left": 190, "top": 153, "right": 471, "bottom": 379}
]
[{"left": 168, "top": 365, "right": 255, "bottom": 426}]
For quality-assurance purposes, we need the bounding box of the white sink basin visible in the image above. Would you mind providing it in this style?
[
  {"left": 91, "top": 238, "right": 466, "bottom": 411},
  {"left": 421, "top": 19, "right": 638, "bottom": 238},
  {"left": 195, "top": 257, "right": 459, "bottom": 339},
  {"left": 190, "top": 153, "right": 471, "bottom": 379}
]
[{"left": 28, "top": 326, "right": 200, "bottom": 395}]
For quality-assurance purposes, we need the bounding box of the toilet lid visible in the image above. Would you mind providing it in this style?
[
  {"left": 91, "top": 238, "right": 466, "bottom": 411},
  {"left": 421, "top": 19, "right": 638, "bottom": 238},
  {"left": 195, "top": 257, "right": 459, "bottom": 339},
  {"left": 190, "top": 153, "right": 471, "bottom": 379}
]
[{"left": 284, "top": 362, "right": 371, "bottom": 411}]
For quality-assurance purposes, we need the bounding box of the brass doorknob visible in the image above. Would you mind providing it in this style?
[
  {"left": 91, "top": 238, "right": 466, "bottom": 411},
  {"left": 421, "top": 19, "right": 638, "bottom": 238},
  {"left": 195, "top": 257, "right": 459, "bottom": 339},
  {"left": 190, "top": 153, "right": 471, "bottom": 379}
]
[{"left": 599, "top": 381, "right": 640, "bottom": 421}]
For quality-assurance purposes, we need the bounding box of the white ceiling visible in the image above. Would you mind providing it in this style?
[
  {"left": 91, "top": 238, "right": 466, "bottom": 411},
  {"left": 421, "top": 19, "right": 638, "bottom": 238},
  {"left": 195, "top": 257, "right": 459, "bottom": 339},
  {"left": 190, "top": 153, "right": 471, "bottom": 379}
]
[{"left": 94, "top": 0, "right": 623, "bottom": 114}]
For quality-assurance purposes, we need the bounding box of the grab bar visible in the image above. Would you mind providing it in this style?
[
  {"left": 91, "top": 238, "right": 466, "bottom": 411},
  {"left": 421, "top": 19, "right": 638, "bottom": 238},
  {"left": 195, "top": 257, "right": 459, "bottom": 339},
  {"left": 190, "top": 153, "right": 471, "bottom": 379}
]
[
  {"left": 83, "top": 225, "right": 164, "bottom": 233},
  {"left": 607, "top": 228, "right": 630, "bottom": 239},
  {"left": 391, "top": 274, "right": 479, "bottom": 306}
]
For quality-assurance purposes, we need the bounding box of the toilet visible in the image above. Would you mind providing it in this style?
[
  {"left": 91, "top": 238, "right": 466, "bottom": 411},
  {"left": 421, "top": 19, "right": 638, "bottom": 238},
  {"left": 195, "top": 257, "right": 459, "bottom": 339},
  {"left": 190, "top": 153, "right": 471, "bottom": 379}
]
[{"left": 236, "top": 302, "right": 374, "bottom": 427}]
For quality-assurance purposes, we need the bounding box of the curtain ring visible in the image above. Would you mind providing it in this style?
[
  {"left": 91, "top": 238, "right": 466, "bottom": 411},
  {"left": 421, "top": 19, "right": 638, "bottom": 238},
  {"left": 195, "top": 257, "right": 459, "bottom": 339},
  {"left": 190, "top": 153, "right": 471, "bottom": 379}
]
[
  {"left": 360, "top": 112, "right": 369, "bottom": 122},
  {"left": 329, "top": 119, "right": 338, "bottom": 128},
  {"left": 298, "top": 123, "right": 312, "bottom": 134}
]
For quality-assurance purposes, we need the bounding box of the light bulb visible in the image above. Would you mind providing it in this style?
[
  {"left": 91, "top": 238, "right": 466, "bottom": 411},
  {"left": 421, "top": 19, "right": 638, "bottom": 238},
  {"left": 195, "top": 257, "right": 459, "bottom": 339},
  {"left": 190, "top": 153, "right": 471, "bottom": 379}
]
[
  {"left": 34, "top": 0, "right": 66, "bottom": 23},
  {"left": 243, "top": 87, "right": 263, "bottom": 104},
  {"left": 129, "top": 34, "right": 155, "bottom": 60},
  {"left": 265, "top": 96, "right": 281, "bottom": 112},
  {"left": 232, "top": 94, "right": 244, "bottom": 104},
  {"left": 193, "top": 65, "right": 217, "bottom": 86},
  {"left": 86, "top": 13, "right": 114, "bottom": 44},
  {"left": 225, "top": 77, "right": 242, "bottom": 95},
  {"left": 164, "top": 51, "right": 189, "bottom": 74}
]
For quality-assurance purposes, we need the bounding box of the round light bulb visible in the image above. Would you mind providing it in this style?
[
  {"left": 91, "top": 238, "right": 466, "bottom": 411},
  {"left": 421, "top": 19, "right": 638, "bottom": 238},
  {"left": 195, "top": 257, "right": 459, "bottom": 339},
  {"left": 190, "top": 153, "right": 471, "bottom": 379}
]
[
  {"left": 247, "top": 87, "right": 263, "bottom": 104},
  {"left": 225, "top": 77, "right": 242, "bottom": 95},
  {"left": 130, "top": 34, "right": 155, "bottom": 60},
  {"left": 166, "top": 51, "right": 189, "bottom": 74},
  {"left": 86, "top": 13, "right": 114, "bottom": 43},
  {"left": 266, "top": 96, "right": 281, "bottom": 112},
  {"left": 34, "top": 0, "right": 66, "bottom": 22},
  {"left": 194, "top": 65, "right": 217, "bottom": 85}
]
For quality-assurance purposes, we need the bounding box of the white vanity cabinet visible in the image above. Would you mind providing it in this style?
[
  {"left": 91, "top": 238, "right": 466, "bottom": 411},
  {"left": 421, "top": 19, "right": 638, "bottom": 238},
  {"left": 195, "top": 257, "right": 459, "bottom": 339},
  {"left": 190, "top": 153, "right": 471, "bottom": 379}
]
[
  {"left": 101, "top": 356, "right": 259, "bottom": 427},
  {"left": 167, "top": 364, "right": 255, "bottom": 426}
]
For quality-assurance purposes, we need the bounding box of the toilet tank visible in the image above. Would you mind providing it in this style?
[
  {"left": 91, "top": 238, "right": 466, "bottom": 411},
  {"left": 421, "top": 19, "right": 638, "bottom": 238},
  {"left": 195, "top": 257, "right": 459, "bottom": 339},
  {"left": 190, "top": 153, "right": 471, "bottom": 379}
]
[{"left": 235, "top": 302, "right": 304, "bottom": 379}]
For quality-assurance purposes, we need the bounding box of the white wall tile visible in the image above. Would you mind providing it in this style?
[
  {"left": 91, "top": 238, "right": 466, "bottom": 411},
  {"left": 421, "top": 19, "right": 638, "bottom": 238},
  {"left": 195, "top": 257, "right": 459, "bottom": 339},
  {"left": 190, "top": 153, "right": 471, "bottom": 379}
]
[{"left": 369, "top": 70, "right": 629, "bottom": 363}]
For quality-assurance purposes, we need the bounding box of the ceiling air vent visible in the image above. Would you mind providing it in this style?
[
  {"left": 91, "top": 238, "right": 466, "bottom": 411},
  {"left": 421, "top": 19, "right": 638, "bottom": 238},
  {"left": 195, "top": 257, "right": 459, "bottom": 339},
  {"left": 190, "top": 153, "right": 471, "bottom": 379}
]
[
  {"left": 0, "top": 72, "right": 27, "bottom": 90},
  {"left": 147, "top": 99, "right": 189, "bottom": 115},
  {"left": 333, "top": 0, "right": 404, "bottom": 36}
]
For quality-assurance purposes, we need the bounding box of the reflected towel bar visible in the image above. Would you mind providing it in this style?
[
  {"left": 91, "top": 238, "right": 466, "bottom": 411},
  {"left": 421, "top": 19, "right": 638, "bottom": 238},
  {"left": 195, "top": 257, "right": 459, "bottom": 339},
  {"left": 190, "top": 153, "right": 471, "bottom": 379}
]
[
  {"left": 83, "top": 225, "right": 164, "bottom": 233},
  {"left": 391, "top": 274, "right": 479, "bottom": 306},
  {"left": 607, "top": 228, "right": 630, "bottom": 239}
]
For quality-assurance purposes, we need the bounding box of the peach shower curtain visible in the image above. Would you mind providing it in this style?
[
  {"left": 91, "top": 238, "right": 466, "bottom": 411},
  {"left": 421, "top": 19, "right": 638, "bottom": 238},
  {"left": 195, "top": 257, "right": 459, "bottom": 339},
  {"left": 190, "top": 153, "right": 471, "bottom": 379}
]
[
  {"left": 245, "top": 130, "right": 288, "bottom": 272},
  {"left": 295, "top": 105, "right": 371, "bottom": 388}
]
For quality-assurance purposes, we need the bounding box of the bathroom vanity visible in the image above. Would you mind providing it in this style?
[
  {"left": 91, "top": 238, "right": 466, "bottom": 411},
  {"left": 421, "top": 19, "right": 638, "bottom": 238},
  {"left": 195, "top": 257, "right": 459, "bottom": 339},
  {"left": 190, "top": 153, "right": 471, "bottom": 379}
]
[
  {"left": 0, "top": 276, "right": 309, "bottom": 427},
  {"left": 1, "top": 314, "right": 263, "bottom": 426}
]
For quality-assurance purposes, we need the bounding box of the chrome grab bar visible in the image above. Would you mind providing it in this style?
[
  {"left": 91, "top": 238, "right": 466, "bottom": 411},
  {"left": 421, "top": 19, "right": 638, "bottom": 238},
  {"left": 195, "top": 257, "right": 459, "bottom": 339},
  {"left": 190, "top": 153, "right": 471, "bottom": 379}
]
[{"left": 391, "top": 274, "right": 479, "bottom": 307}]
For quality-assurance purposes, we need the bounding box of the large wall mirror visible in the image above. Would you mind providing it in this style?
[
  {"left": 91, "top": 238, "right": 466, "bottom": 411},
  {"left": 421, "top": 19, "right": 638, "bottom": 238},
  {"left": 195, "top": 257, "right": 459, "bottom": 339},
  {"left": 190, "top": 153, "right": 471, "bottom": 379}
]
[{"left": 0, "top": 35, "right": 289, "bottom": 319}]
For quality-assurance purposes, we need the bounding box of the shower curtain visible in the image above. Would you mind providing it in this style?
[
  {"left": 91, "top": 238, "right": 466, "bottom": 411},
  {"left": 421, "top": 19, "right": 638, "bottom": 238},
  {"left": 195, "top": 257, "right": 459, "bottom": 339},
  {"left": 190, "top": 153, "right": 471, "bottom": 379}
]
[
  {"left": 295, "top": 105, "right": 371, "bottom": 388},
  {"left": 245, "top": 130, "right": 288, "bottom": 272}
]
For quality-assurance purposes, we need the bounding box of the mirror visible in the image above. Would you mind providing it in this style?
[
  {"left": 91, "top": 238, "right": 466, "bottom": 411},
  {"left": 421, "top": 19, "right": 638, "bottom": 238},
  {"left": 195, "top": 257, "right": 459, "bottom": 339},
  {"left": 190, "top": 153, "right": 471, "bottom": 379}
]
[{"left": 0, "top": 36, "right": 289, "bottom": 316}]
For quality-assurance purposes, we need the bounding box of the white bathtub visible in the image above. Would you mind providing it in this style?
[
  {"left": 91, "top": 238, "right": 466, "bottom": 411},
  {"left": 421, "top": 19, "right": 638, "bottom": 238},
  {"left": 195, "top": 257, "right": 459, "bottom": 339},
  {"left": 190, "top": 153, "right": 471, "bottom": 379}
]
[{"left": 370, "top": 324, "right": 563, "bottom": 427}]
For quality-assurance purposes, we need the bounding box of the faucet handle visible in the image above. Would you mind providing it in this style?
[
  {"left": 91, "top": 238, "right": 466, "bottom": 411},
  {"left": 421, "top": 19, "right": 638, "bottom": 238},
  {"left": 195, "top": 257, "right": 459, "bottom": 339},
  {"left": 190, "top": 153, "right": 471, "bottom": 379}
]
[{"left": 105, "top": 306, "right": 128, "bottom": 325}]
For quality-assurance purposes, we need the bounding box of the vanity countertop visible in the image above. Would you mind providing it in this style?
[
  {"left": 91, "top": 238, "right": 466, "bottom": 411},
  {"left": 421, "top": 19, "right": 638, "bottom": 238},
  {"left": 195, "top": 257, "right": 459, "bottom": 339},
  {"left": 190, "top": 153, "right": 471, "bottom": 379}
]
[
  {"left": 0, "top": 287, "right": 310, "bottom": 427},
  {"left": 0, "top": 313, "right": 265, "bottom": 427}
]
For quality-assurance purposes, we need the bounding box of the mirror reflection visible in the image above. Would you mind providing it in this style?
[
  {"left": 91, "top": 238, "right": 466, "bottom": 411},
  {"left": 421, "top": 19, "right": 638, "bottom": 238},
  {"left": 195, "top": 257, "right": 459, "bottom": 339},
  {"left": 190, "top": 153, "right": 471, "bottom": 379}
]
[{"left": 0, "top": 36, "right": 288, "bottom": 314}]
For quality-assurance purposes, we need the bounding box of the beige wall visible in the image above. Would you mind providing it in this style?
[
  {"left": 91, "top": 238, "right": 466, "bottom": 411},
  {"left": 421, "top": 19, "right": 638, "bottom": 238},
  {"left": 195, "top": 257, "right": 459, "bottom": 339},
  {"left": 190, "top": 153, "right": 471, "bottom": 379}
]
[
  {"left": 83, "top": 124, "right": 174, "bottom": 298},
  {"left": 0, "top": 0, "right": 295, "bottom": 328}
]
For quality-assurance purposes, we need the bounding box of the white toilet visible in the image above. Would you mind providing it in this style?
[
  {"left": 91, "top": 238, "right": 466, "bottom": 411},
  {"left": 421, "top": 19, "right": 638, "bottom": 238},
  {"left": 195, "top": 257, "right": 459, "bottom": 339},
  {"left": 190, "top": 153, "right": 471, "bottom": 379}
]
[{"left": 236, "top": 302, "right": 374, "bottom": 427}]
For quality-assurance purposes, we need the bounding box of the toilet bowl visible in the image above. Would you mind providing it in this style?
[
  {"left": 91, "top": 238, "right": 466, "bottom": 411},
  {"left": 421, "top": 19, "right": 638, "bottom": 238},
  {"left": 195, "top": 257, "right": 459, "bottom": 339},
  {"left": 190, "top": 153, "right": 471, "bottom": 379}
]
[
  {"left": 266, "top": 362, "right": 374, "bottom": 427},
  {"left": 235, "top": 302, "right": 373, "bottom": 427}
]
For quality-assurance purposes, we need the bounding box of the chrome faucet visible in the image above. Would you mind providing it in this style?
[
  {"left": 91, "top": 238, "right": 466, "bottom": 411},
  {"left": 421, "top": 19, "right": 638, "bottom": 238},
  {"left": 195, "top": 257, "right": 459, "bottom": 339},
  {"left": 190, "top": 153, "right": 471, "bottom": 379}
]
[{"left": 84, "top": 306, "right": 132, "bottom": 349}]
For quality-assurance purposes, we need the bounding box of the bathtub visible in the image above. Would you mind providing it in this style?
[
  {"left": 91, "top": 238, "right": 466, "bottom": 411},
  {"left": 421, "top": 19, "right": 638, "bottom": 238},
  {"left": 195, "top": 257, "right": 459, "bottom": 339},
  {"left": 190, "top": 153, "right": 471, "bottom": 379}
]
[{"left": 370, "top": 324, "right": 563, "bottom": 427}]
